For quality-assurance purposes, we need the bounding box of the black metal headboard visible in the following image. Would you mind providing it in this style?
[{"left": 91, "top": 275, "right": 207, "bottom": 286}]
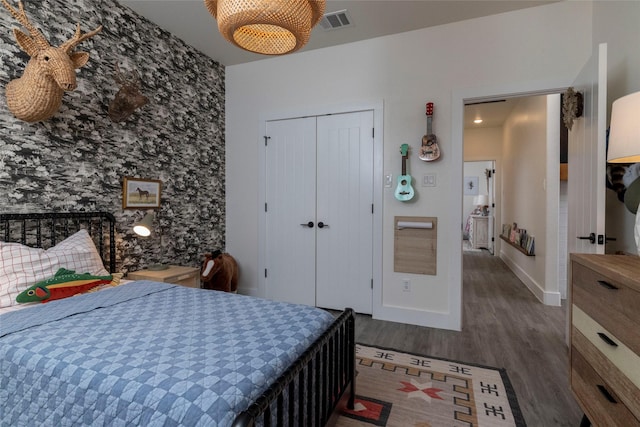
[{"left": 0, "top": 212, "right": 117, "bottom": 273}]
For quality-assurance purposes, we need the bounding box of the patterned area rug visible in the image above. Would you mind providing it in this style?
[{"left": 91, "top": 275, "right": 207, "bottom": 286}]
[{"left": 335, "top": 344, "right": 526, "bottom": 427}]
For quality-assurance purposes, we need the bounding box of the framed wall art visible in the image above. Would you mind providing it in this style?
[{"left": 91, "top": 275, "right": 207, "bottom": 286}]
[
  {"left": 122, "top": 177, "right": 162, "bottom": 209},
  {"left": 463, "top": 176, "right": 479, "bottom": 196}
]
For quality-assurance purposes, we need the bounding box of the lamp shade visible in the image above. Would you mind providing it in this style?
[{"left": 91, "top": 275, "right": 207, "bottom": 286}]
[
  {"left": 473, "top": 195, "right": 488, "bottom": 206},
  {"left": 608, "top": 91, "right": 640, "bottom": 163},
  {"left": 205, "top": 0, "right": 325, "bottom": 55},
  {"left": 133, "top": 213, "right": 154, "bottom": 237}
]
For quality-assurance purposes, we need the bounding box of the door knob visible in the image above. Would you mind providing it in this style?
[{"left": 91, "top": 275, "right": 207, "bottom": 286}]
[
  {"left": 300, "top": 221, "right": 314, "bottom": 228},
  {"left": 577, "top": 233, "right": 596, "bottom": 244},
  {"left": 317, "top": 222, "right": 329, "bottom": 229}
]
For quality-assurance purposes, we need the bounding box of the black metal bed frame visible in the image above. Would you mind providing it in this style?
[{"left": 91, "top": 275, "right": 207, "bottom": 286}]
[
  {"left": 0, "top": 211, "right": 355, "bottom": 426},
  {"left": 232, "top": 308, "right": 356, "bottom": 427},
  {"left": 0, "top": 212, "right": 117, "bottom": 273}
]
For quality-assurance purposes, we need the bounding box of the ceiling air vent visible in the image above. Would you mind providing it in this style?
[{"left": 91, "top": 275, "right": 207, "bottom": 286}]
[{"left": 319, "top": 9, "right": 353, "bottom": 31}]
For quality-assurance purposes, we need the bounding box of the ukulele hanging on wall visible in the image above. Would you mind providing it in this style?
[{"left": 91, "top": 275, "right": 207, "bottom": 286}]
[
  {"left": 395, "top": 144, "right": 415, "bottom": 201},
  {"left": 419, "top": 102, "right": 441, "bottom": 161}
]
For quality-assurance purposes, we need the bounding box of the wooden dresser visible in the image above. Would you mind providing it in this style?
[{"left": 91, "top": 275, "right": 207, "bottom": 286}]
[{"left": 570, "top": 254, "right": 640, "bottom": 426}]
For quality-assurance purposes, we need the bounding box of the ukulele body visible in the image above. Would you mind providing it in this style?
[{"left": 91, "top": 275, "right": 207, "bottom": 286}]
[
  {"left": 395, "top": 174, "right": 415, "bottom": 201},
  {"left": 395, "top": 143, "right": 415, "bottom": 201},
  {"left": 419, "top": 102, "right": 441, "bottom": 162}
]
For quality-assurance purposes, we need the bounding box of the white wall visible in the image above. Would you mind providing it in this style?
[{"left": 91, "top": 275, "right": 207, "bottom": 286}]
[
  {"left": 225, "top": 1, "right": 593, "bottom": 330},
  {"left": 500, "top": 96, "right": 550, "bottom": 297},
  {"left": 592, "top": 1, "right": 640, "bottom": 255}
]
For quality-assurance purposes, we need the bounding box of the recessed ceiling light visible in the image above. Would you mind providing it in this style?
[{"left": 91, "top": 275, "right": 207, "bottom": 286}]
[{"left": 474, "top": 119, "right": 483, "bottom": 124}]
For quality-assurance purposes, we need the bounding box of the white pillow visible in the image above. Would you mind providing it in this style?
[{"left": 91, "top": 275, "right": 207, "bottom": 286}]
[{"left": 0, "top": 229, "right": 109, "bottom": 308}]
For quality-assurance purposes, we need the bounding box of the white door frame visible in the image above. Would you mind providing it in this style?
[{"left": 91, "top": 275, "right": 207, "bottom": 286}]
[
  {"left": 567, "top": 43, "right": 608, "bottom": 256},
  {"left": 258, "top": 100, "right": 384, "bottom": 315},
  {"left": 451, "top": 79, "right": 572, "bottom": 330},
  {"left": 487, "top": 160, "right": 496, "bottom": 255}
]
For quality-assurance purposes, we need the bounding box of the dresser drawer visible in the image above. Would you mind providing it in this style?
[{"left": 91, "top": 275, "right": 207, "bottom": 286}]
[
  {"left": 572, "top": 322, "right": 640, "bottom": 419},
  {"left": 571, "top": 348, "right": 640, "bottom": 427},
  {"left": 570, "top": 254, "right": 640, "bottom": 426},
  {"left": 572, "top": 262, "right": 640, "bottom": 355},
  {"left": 172, "top": 273, "right": 199, "bottom": 288}
]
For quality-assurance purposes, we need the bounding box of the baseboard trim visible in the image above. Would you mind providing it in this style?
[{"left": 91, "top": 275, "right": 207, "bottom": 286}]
[
  {"left": 500, "top": 251, "right": 561, "bottom": 306},
  {"left": 374, "top": 304, "right": 461, "bottom": 331}
]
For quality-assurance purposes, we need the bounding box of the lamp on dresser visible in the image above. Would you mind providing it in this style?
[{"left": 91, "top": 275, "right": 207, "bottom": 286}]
[
  {"left": 133, "top": 212, "right": 154, "bottom": 237},
  {"left": 473, "top": 194, "right": 489, "bottom": 216},
  {"left": 607, "top": 91, "right": 640, "bottom": 256},
  {"left": 133, "top": 212, "right": 168, "bottom": 270}
]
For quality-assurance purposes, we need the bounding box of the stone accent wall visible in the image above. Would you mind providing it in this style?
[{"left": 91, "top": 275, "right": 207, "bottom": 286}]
[{"left": 0, "top": 0, "right": 225, "bottom": 272}]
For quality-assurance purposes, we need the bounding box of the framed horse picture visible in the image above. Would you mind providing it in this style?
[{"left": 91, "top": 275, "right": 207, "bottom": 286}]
[{"left": 122, "top": 177, "right": 162, "bottom": 209}]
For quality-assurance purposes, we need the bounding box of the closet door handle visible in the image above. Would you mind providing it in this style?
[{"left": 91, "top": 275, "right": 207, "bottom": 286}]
[
  {"left": 596, "top": 385, "right": 618, "bottom": 403},
  {"left": 596, "top": 280, "right": 618, "bottom": 290},
  {"left": 317, "top": 222, "right": 329, "bottom": 229},
  {"left": 597, "top": 332, "right": 618, "bottom": 347},
  {"left": 300, "top": 222, "right": 314, "bottom": 228}
]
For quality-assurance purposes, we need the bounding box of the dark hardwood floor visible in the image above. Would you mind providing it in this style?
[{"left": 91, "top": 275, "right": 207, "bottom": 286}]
[{"left": 354, "top": 250, "right": 583, "bottom": 426}]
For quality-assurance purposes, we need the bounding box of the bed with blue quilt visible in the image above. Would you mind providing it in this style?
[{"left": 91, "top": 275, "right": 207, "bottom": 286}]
[{"left": 0, "top": 212, "right": 355, "bottom": 426}]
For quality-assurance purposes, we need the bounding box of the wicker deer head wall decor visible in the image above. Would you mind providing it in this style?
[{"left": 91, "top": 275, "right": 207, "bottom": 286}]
[
  {"left": 108, "top": 62, "right": 149, "bottom": 123},
  {"left": 1, "top": 0, "right": 102, "bottom": 122}
]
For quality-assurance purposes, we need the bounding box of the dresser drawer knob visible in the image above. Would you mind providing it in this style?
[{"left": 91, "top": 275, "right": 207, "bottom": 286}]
[
  {"left": 596, "top": 280, "right": 618, "bottom": 290},
  {"left": 597, "top": 332, "right": 618, "bottom": 347},
  {"left": 596, "top": 384, "right": 618, "bottom": 403}
]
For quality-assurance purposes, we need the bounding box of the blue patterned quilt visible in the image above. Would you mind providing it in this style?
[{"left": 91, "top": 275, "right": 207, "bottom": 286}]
[{"left": 0, "top": 282, "right": 335, "bottom": 426}]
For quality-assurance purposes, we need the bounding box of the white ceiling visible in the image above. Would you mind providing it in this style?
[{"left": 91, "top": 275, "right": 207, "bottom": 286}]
[
  {"left": 119, "top": 0, "right": 553, "bottom": 127},
  {"left": 120, "top": 0, "right": 557, "bottom": 67},
  {"left": 464, "top": 98, "right": 518, "bottom": 129}
]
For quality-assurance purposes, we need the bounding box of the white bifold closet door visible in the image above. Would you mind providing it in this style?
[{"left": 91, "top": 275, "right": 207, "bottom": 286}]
[{"left": 265, "top": 111, "right": 374, "bottom": 314}]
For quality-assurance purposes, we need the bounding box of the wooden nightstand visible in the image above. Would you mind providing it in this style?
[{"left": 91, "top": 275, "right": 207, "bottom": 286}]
[
  {"left": 127, "top": 265, "right": 201, "bottom": 288},
  {"left": 469, "top": 215, "right": 489, "bottom": 249}
]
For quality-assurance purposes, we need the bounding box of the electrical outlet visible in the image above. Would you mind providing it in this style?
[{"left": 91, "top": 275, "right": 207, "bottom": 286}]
[{"left": 402, "top": 279, "right": 411, "bottom": 292}]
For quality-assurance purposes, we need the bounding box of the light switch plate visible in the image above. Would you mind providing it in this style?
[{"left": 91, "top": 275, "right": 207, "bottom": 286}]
[
  {"left": 385, "top": 173, "right": 393, "bottom": 187},
  {"left": 423, "top": 174, "right": 436, "bottom": 187}
]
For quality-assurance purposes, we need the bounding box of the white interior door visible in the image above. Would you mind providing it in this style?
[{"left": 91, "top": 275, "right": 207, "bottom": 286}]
[
  {"left": 567, "top": 43, "right": 607, "bottom": 255},
  {"left": 316, "top": 112, "right": 374, "bottom": 314},
  {"left": 264, "top": 117, "right": 317, "bottom": 306},
  {"left": 264, "top": 111, "right": 374, "bottom": 313}
]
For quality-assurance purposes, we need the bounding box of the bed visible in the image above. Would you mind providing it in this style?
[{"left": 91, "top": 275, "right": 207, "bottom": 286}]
[{"left": 0, "top": 212, "right": 355, "bottom": 426}]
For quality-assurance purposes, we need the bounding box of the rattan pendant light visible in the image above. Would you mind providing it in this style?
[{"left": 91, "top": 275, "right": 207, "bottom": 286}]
[{"left": 204, "top": 0, "right": 325, "bottom": 55}]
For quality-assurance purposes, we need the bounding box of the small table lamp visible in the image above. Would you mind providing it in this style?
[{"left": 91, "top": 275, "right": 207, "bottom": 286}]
[
  {"left": 473, "top": 194, "right": 489, "bottom": 215},
  {"left": 607, "top": 91, "right": 640, "bottom": 255},
  {"left": 133, "top": 212, "right": 168, "bottom": 270},
  {"left": 133, "top": 212, "right": 154, "bottom": 237}
]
